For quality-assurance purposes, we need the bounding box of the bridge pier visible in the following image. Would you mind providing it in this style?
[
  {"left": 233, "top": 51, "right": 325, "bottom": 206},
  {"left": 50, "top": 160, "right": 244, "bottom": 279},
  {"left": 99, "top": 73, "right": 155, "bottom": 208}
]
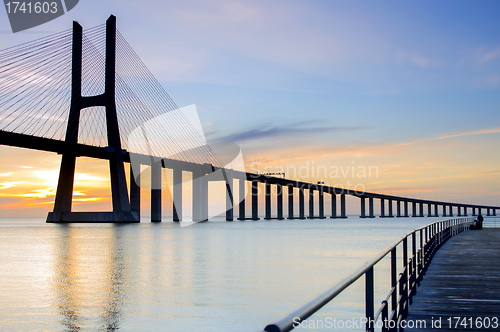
[
  {"left": 412, "top": 202, "right": 418, "bottom": 217},
  {"left": 299, "top": 186, "right": 305, "bottom": 219},
  {"left": 331, "top": 193, "right": 337, "bottom": 218},
  {"left": 387, "top": 199, "right": 394, "bottom": 217},
  {"left": 427, "top": 203, "right": 432, "bottom": 217},
  {"left": 434, "top": 204, "right": 439, "bottom": 217},
  {"left": 172, "top": 167, "right": 182, "bottom": 221},
  {"left": 319, "top": 186, "right": 325, "bottom": 219},
  {"left": 265, "top": 183, "right": 271, "bottom": 220},
  {"left": 340, "top": 194, "right": 347, "bottom": 218},
  {"left": 252, "top": 180, "right": 259, "bottom": 220},
  {"left": 277, "top": 184, "right": 284, "bottom": 220},
  {"left": 419, "top": 202, "right": 424, "bottom": 217},
  {"left": 308, "top": 187, "right": 314, "bottom": 219},
  {"left": 404, "top": 201, "right": 409, "bottom": 217},
  {"left": 380, "top": 198, "right": 386, "bottom": 218},
  {"left": 238, "top": 178, "right": 246, "bottom": 220},
  {"left": 448, "top": 205, "right": 454, "bottom": 217},
  {"left": 151, "top": 161, "right": 162, "bottom": 222},
  {"left": 225, "top": 169, "right": 234, "bottom": 221},
  {"left": 397, "top": 200, "right": 402, "bottom": 217},
  {"left": 369, "top": 197, "right": 375, "bottom": 218},
  {"left": 288, "top": 185, "right": 294, "bottom": 219},
  {"left": 130, "top": 163, "right": 140, "bottom": 221},
  {"left": 360, "top": 197, "right": 366, "bottom": 218}
]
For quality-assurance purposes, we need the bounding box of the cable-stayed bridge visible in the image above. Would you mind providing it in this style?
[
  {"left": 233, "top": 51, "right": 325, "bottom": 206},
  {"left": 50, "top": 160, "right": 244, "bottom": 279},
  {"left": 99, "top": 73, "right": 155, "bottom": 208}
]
[{"left": 0, "top": 15, "right": 498, "bottom": 223}]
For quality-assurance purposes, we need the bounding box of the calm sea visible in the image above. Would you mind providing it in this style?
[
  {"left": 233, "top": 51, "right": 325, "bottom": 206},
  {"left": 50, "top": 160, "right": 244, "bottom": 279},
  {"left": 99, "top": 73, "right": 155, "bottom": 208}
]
[{"left": 0, "top": 216, "right": 442, "bottom": 332}]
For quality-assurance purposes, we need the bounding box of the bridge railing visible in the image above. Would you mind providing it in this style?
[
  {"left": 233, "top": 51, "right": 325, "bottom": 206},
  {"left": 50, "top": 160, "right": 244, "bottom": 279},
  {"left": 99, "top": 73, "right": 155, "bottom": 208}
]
[{"left": 260, "top": 217, "right": 474, "bottom": 332}]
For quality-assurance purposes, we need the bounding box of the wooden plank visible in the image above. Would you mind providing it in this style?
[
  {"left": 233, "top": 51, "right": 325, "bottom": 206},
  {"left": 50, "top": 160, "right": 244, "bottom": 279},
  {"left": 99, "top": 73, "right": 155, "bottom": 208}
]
[{"left": 406, "top": 229, "right": 500, "bottom": 331}]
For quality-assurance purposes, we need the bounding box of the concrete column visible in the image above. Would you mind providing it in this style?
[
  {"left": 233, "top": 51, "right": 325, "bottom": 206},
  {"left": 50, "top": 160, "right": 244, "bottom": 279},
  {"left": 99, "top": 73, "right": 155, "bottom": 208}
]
[
  {"left": 251, "top": 180, "right": 259, "bottom": 220},
  {"left": 319, "top": 187, "right": 325, "bottom": 219},
  {"left": 404, "top": 201, "right": 409, "bottom": 217},
  {"left": 287, "top": 185, "right": 294, "bottom": 219},
  {"left": 457, "top": 206, "right": 462, "bottom": 216},
  {"left": 463, "top": 207, "right": 468, "bottom": 216},
  {"left": 173, "top": 167, "right": 182, "bottom": 222},
  {"left": 130, "top": 163, "right": 140, "bottom": 221},
  {"left": 238, "top": 178, "right": 245, "bottom": 220},
  {"left": 369, "top": 197, "right": 375, "bottom": 218},
  {"left": 472, "top": 207, "right": 476, "bottom": 216},
  {"left": 412, "top": 202, "right": 417, "bottom": 217},
  {"left": 397, "top": 200, "right": 402, "bottom": 217},
  {"left": 427, "top": 203, "right": 432, "bottom": 217},
  {"left": 308, "top": 187, "right": 314, "bottom": 219},
  {"left": 478, "top": 208, "right": 482, "bottom": 216},
  {"left": 265, "top": 183, "right": 271, "bottom": 220},
  {"left": 151, "top": 162, "right": 162, "bottom": 222},
  {"left": 487, "top": 208, "right": 491, "bottom": 216},
  {"left": 201, "top": 175, "right": 209, "bottom": 221},
  {"left": 434, "top": 204, "right": 439, "bottom": 217},
  {"left": 331, "top": 193, "right": 337, "bottom": 218},
  {"left": 388, "top": 199, "right": 393, "bottom": 217},
  {"left": 441, "top": 204, "right": 447, "bottom": 217},
  {"left": 419, "top": 202, "right": 424, "bottom": 217},
  {"left": 299, "top": 186, "right": 305, "bottom": 219},
  {"left": 448, "top": 205, "right": 453, "bottom": 217},
  {"left": 380, "top": 198, "right": 385, "bottom": 218},
  {"left": 340, "top": 194, "right": 347, "bottom": 218},
  {"left": 225, "top": 170, "right": 234, "bottom": 221},
  {"left": 360, "top": 197, "right": 366, "bottom": 218},
  {"left": 277, "top": 184, "right": 283, "bottom": 220}
]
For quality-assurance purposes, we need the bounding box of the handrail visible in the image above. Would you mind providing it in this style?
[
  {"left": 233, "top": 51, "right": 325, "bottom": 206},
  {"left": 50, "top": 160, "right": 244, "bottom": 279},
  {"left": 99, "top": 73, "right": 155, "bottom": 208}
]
[{"left": 260, "top": 217, "right": 474, "bottom": 332}]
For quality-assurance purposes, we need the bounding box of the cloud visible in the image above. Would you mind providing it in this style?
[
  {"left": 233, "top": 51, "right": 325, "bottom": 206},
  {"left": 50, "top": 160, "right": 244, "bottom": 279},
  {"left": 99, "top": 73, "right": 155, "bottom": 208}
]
[
  {"left": 217, "top": 122, "right": 365, "bottom": 143},
  {"left": 435, "top": 127, "right": 500, "bottom": 140}
]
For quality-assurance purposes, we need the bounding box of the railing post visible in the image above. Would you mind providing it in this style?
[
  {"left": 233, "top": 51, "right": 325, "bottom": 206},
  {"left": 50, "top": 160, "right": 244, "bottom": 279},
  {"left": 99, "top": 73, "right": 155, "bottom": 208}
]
[
  {"left": 366, "top": 267, "right": 375, "bottom": 332},
  {"left": 390, "top": 248, "right": 397, "bottom": 318}
]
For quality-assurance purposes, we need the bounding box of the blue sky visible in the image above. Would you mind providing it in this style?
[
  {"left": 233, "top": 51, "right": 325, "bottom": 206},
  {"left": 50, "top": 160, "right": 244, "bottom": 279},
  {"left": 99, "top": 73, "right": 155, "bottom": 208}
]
[{"left": 0, "top": 0, "right": 499, "bottom": 214}]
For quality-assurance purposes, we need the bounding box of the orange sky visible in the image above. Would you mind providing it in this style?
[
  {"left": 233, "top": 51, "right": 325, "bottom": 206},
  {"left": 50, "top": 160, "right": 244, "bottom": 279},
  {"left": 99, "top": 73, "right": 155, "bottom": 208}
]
[{"left": 0, "top": 126, "right": 498, "bottom": 218}]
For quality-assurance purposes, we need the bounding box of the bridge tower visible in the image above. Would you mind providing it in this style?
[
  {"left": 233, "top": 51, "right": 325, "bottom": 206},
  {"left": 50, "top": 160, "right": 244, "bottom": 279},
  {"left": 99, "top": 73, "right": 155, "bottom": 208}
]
[{"left": 47, "top": 15, "right": 138, "bottom": 222}]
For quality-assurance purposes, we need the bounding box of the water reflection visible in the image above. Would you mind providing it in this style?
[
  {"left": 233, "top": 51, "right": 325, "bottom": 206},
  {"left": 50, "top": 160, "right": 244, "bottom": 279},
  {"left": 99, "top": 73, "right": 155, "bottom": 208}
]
[{"left": 52, "top": 225, "right": 125, "bottom": 331}]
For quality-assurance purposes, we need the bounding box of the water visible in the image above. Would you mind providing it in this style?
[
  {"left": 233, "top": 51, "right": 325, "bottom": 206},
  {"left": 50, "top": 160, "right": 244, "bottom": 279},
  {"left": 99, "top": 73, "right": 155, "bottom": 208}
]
[{"left": 0, "top": 217, "right": 443, "bottom": 331}]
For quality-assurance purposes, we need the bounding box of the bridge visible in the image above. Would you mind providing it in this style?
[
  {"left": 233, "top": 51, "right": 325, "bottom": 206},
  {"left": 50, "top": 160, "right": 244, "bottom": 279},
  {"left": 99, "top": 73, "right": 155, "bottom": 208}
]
[{"left": 0, "top": 15, "right": 498, "bottom": 223}]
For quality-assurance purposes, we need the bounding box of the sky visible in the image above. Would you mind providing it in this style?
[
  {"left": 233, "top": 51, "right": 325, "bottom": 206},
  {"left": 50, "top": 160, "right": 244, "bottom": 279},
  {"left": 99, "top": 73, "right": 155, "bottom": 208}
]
[{"left": 0, "top": 0, "right": 499, "bottom": 217}]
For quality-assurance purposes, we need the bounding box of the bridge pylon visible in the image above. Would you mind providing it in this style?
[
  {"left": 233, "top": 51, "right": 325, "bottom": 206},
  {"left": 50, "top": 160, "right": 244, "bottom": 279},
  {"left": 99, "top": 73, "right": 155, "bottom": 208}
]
[{"left": 47, "top": 15, "right": 138, "bottom": 223}]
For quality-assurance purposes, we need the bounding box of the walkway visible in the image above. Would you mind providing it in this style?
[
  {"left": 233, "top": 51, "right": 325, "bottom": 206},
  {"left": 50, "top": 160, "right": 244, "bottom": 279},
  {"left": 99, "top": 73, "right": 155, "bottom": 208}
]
[{"left": 406, "top": 228, "right": 500, "bottom": 331}]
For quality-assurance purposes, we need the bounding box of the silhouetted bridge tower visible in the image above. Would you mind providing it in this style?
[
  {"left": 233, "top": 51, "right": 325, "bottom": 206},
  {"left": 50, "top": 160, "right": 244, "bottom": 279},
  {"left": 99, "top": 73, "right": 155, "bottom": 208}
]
[{"left": 0, "top": 15, "right": 498, "bottom": 222}]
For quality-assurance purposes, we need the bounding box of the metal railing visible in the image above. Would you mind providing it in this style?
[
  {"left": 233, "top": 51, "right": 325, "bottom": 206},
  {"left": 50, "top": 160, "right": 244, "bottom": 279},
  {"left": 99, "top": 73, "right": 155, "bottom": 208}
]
[
  {"left": 260, "top": 217, "right": 474, "bottom": 332},
  {"left": 483, "top": 216, "right": 500, "bottom": 228}
]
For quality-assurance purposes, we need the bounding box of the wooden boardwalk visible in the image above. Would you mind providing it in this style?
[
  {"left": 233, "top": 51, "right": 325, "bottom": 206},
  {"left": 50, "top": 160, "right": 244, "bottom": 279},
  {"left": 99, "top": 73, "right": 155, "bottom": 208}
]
[{"left": 405, "top": 228, "right": 500, "bottom": 331}]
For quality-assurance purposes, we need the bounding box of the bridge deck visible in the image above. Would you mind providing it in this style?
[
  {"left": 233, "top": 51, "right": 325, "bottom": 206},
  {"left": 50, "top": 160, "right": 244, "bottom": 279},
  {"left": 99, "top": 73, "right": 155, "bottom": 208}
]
[{"left": 406, "top": 228, "right": 500, "bottom": 331}]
